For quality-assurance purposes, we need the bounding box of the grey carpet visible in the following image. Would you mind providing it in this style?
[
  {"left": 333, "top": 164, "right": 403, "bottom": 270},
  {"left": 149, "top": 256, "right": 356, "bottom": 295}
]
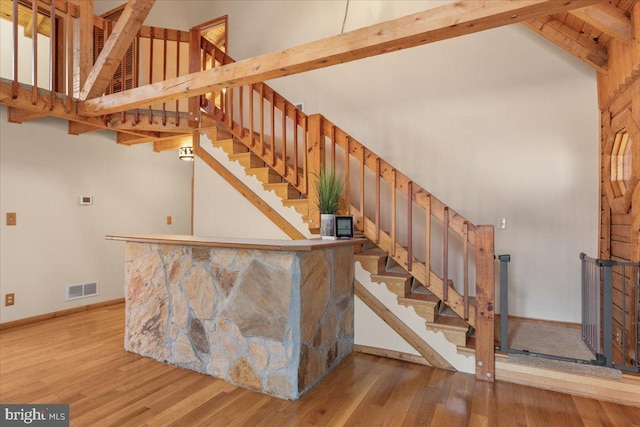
[{"left": 505, "top": 320, "right": 622, "bottom": 379}]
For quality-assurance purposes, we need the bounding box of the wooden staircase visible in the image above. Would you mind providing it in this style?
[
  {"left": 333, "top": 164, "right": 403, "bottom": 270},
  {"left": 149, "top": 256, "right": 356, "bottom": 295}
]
[
  {"left": 206, "top": 129, "right": 477, "bottom": 357},
  {"left": 210, "top": 135, "right": 311, "bottom": 223},
  {"left": 194, "top": 36, "right": 496, "bottom": 380}
]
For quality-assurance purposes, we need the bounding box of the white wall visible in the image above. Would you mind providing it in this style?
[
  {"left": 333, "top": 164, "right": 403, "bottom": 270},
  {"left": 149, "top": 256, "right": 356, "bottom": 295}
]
[
  {"left": 186, "top": 1, "right": 599, "bottom": 323},
  {"left": 0, "top": 106, "right": 192, "bottom": 322}
]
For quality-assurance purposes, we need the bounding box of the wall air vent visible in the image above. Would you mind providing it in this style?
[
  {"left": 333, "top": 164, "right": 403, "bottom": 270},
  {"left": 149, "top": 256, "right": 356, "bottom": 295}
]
[{"left": 66, "top": 282, "right": 99, "bottom": 301}]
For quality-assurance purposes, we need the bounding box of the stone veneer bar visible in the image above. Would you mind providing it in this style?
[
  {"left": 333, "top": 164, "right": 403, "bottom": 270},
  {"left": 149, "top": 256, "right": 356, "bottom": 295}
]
[{"left": 106, "top": 234, "right": 361, "bottom": 400}]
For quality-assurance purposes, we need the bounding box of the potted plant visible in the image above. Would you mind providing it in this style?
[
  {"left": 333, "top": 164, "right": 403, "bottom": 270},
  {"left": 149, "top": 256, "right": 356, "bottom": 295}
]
[{"left": 314, "top": 167, "right": 344, "bottom": 240}]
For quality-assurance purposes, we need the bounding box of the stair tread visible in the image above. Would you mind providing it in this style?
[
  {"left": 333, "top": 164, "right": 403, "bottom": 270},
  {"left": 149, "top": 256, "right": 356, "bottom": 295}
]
[
  {"left": 371, "top": 271, "right": 410, "bottom": 279},
  {"left": 430, "top": 315, "right": 469, "bottom": 330},
  {"left": 282, "top": 199, "right": 308, "bottom": 206},
  {"left": 399, "top": 293, "right": 440, "bottom": 304},
  {"left": 263, "top": 182, "right": 291, "bottom": 189}
]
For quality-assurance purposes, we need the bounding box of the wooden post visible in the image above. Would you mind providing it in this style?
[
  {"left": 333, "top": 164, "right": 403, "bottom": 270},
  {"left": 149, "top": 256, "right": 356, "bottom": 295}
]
[
  {"left": 78, "top": 0, "right": 93, "bottom": 90},
  {"left": 475, "top": 225, "right": 495, "bottom": 382},
  {"left": 31, "top": 0, "right": 38, "bottom": 104},
  {"left": 307, "top": 114, "right": 324, "bottom": 232},
  {"left": 188, "top": 28, "right": 201, "bottom": 127}
]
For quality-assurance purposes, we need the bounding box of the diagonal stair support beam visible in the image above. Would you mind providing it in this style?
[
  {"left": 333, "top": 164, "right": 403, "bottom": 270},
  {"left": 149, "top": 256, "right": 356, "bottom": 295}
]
[
  {"left": 78, "top": 0, "right": 603, "bottom": 116},
  {"left": 355, "top": 280, "right": 454, "bottom": 371},
  {"left": 79, "top": 0, "right": 156, "bottom": 101},
  {"left": 193, "top": 133, "right": 306, "bottom": 240}
]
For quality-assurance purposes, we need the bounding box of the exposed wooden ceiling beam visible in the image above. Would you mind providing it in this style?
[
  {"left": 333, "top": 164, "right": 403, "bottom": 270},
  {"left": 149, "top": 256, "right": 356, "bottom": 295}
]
[
  {"left": 7, "top": 107, "right": 48, "bottom": 123},
  {"left": 78, "top": 0, "right": 603, "bottom": 116},
  {"left": 153, "top": 136, "right": 192, "bottom": 152},
  {"left": 117, "top": 130, "right": 160, "bottom": 145},
  {"left": 79, "top": 0, "right": 155, "bottom": 101},
  {"left": 68, "top": 121, "right": 103, "bottom": 135},
  {"left": 523, "top": 16, "right": 608, "bottom": 73},
  {"left": 569, "top": 3, "right": 634, "bottom": 42}
]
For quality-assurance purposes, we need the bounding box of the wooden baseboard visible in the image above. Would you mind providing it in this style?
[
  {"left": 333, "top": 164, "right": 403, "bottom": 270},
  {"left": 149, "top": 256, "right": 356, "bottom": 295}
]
[
  {"left": 0, "top": 298, "right": 125, "bottom": 331},
  {"left": 496, "top": 354, "right": 640, "bottom": 408},
  {"left": 354, "top": 344, "right": 433, "bottom": 367}
]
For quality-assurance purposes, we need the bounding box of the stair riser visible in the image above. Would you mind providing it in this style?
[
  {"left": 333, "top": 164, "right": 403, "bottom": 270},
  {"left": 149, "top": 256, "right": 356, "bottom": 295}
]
[
  {"left": 355, "top": 255, "right": 386, "bottom": 275},
  {"left": 246, "top": 168, "right": 281, "bottom": 184},
  {"left": 398, "top": 301, "right": 437, "bottom": 323},
  {"left": 230, "top": 154, "right": 264, "bottom": 169},
  {"left": 427, "top": 325, "right": 468, "bottom": 347}
]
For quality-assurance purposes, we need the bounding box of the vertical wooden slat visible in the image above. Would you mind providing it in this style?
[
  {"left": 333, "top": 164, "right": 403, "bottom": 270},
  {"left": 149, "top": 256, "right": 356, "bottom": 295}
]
[
  {"left": 463, "top": 220, "right": 469, "bottom": 321},
  {"left": 239, "top": 85, "right": 244, "bottom": 138},
  {"left": 303, "top": 116, "right": 308, "bottom": 194},
  {"left": 407, "top": 180, "right": 413, "bottom": 272},
  {"left": 270, "top": 91, "right": 275, "bottom": 166},
  {"left": 475, "top": 225, "right": 496, "bottom": 382},
  {"left": 228, "top": 85, "right": 234, "bottom": 128},
  {"left": 148, "top": 26, "right": 154, "bottom": 124},
  {"left": 360, "top": 148, "right": 366, "bottom": 219},
  {"left": 259, "top": 84, "right": 265, "bottom": 155},
  {"left": 188, "top": 28, "right": 200, "bottom": 127},
  {"left": 134, "top": 30, "right": 140, "bottom": 123},
  {"left": 375, "top": 158, "right": 380, "bottom": 243},
  {"left": 108, "top": 21, "right": 113, "bottom": 96},
  {"left": 120, "top": 46, "right": 125, "bottom": 122},
  {"left": 65, "top": 6, "right": 72, "bottom": 113},
  {"left": 175, "top": 31, "right": 180, "bottom": 126},
  {"left": 12, "top": 0, "right": 18, "bottom": 99},
  {"left": 282, "top": 100, "right": 287, "bottom": 177},
  {"left": 162, "top": 28, "right": 167, "bottom": 126},
  {"left": 424, "top": 194, "right": 431, "bottom": 287},
  {"left": 31, "top": 0, "right": 38, "bottom": 104},
  {"left": 249, "top": 85, "right": 254, "bottom": 146},
  {"left": 345, "top": 136, "right": 350, "bottom": 214},
  {"left": 331, "top": 126, "right": 336, "bottom": 166},
  {"left": 443, "top": 206, "right": 449, "bottom": 302},
  {"left": 49, "top": 0, "right": 56, "bottom": 109},
  {"left": 293, "top": 109, "right": 299, "bottom": 187},
  {"left": 391, "top": 169, "right": 397, "bottom": 255}
]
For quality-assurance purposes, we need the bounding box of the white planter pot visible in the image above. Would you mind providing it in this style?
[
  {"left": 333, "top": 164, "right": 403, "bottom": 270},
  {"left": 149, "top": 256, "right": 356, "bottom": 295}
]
[{"left": 320, "top": 214, "right": 337, "bottom": 240}]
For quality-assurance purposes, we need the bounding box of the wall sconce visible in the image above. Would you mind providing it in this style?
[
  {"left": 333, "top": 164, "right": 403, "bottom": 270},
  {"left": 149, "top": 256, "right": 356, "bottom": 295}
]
[{"left": 179, "top": 146, "right": 194, "bottom": 161}]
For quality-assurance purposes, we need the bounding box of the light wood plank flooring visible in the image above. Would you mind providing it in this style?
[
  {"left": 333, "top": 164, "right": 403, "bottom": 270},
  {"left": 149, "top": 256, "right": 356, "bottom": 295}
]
[{"left": 1, "top": 304, "right": 639, "bottom": 426}]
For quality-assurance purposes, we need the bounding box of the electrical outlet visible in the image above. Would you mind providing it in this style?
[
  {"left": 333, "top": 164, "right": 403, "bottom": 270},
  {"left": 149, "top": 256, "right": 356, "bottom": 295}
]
[
  {"left": 166, "top": 216, "right": 172, "bottom": 225},
  {"left": 5, "top": 293, "right": 15, "bottom": 306},
  {"left": 6, "top": 212, "right": 16, "bottom": 226}
]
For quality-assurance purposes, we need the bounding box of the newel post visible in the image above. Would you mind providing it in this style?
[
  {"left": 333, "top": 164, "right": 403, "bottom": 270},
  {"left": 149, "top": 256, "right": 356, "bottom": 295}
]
[
  {"left": 306, "top": 114, "right": 324, "bottom": 232},
  {"left": 475, "top": 225, "right": 495, "bottom": 382},
  {"left": 188, "top": 27, "right": 202, "bottom": 128}
]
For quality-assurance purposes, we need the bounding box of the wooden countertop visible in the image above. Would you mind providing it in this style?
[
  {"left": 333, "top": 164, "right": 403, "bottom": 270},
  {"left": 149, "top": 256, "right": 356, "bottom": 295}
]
[{"left": 105, "top": 234, "right": 365, "bottom": 252}]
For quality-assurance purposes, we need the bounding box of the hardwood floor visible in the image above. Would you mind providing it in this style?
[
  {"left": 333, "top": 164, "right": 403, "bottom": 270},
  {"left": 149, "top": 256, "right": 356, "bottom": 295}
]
[{"left": 1, "top": 304, "right": 639, "bottom": 427}]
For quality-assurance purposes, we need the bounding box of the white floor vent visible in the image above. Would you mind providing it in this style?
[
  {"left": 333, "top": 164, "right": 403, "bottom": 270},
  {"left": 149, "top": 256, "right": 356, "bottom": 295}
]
[{"left": 67, "top": 282, "right": 99, "bottom": 301}]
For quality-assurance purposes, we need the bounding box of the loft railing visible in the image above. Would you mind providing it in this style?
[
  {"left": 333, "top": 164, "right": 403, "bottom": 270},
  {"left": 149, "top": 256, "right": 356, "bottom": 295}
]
[
  {"left": 196, "top": 41, "right": 496, "bottom": 382},
  {"left": 2, "top": 0, "right": 81, "bottom": 110},
  {"left": 581, "top": 253, "right": 640, "bottom": 372},
  {"left": 1, "top": 0, "right": 192, "bottom": 128}
]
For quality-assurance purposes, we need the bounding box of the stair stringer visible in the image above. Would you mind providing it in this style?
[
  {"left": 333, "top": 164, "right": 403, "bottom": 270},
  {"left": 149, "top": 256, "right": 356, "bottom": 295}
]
[
  {"left": 355, "top": 262, "right": 475, "bottom": 374},
  {"left": 199, "top": 133, "right": 315, "bottom": 239},
  {"left": 197, "top": 134, "right": 473, "bottom": 373}
]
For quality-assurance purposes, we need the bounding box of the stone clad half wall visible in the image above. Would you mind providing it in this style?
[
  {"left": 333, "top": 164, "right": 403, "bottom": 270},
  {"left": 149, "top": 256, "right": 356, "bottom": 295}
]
[{"left": 123, "top": 241, "right": 355, "bottom": 400}]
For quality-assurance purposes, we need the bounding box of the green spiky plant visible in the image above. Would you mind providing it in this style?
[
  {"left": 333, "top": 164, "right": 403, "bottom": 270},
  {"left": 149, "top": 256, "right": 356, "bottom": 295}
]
[{"left": 314, "top": 167, "right": 344, "bottom": 214}]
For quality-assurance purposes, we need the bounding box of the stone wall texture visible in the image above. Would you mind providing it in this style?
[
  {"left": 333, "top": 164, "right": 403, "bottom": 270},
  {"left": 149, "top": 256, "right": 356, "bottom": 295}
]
[{"left": 124, "top": 242, "right": 354, "bottom": 400}]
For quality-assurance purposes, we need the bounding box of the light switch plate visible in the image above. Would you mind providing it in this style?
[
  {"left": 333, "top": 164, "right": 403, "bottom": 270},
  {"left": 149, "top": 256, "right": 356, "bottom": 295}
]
[{"left": 498, "top": 218, "right": 506, "bottom": 229}]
